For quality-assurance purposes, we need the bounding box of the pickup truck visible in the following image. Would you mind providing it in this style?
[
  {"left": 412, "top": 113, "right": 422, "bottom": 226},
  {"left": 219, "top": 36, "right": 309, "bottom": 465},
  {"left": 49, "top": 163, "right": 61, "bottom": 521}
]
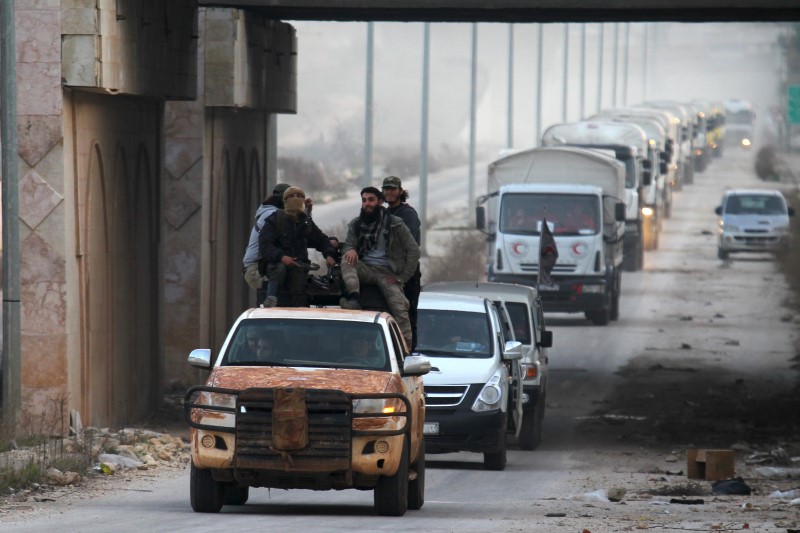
[{"left": 184, "top": 307, "right": 430, "bottom": 516}]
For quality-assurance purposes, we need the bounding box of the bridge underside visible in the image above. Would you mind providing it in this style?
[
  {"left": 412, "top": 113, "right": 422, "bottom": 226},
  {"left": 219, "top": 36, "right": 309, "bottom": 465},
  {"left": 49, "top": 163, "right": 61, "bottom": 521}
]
[{"left": 200, "top": 1, "right": 800, "bottom": 22}]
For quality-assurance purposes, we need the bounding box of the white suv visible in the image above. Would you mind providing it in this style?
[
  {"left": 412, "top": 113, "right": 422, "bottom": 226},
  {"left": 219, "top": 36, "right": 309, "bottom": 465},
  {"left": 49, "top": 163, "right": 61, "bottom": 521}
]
[{"left": 715, "top": 189, "right": 795, "bottom": 260}]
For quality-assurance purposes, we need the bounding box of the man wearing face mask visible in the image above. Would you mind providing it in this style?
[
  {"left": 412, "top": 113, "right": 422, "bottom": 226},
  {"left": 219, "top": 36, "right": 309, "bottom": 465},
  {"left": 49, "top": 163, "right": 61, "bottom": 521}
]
[
  {"left": 243, "top": 183, "right": 316, "bottom": 306},
  {"left": 339, "top": 187, "right": 420, "bottom": 348},
  {"left": 259, "top": 187, "right": 337, "bottom": 308}
]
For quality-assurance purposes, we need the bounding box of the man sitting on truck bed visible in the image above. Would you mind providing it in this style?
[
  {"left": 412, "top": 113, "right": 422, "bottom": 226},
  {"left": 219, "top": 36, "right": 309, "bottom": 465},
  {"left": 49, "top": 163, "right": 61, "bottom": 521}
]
[{"left": 339, "top": 187, "right": 421, "bottom": 348}]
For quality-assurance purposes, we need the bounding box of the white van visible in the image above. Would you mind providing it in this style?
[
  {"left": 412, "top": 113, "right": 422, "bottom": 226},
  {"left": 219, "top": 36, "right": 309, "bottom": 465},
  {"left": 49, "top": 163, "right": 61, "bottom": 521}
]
[
  {"left": 715, "top": 189, "right": 795, "bottom": 260},
  {"left": 417, "top": 292, "right": 523, "bottom": 470},
  {"left": 423, "top": 281, "right": 552, "bottom": 450}
]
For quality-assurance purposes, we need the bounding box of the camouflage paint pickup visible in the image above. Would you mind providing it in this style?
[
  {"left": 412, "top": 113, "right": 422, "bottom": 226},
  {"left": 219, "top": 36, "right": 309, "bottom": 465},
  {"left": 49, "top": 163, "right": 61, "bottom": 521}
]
[{"left": 184, "top": 308, "right": 430, "bottom": 516}]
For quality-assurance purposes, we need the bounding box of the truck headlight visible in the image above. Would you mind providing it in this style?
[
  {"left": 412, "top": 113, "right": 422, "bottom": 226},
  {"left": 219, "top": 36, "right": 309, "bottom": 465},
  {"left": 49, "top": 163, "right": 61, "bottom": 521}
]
[
  {"left": 641, "top": 206, "right": 654, "bottom": 217},
  {"left": 472, "top": 370, "right": 503, "bottom": 412},
  {"left": 352, "top": 398, "right": 401, "bottom": 414},
  {"left": 195, "top": 391, "right": 237, "bottom": 428}
]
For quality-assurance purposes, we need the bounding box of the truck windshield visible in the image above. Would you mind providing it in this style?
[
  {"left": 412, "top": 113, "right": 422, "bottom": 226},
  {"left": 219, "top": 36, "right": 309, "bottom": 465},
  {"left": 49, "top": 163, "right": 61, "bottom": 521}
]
[
  {"left": 222, "top": 319, "right": 390, "bottom": 370},
  {"left": 500, "top": 193, "right": 599, "bottom": 236},
  {"left": 416, "top": 310, "right": 492, "bottom": 358}
]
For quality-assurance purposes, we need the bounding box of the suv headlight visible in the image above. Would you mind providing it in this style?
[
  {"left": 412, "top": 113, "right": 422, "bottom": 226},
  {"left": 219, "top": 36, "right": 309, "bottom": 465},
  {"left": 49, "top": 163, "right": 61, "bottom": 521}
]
[
  {"left": 472, "top": 369, "right": 504, "bottom": 412},
  {"left": 723, "top": 224, "right": 740, "bottom": 233},
  {"left": 774, "top": 225, "right": 789, "bottom": 234}
]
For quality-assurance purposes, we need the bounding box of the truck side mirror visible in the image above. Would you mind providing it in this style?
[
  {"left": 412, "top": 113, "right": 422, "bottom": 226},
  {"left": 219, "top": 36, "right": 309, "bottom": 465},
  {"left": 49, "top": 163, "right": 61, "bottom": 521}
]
[
  {"left": 659, "top": 161, "right": 668, "bottom": 175},
  {"left": 188, "top": 348, "right": 213, "bottom": 369},
  {"left": 539, "top": 330, "right": 553, "bottom": 349},
  {"left": 642, "top": 169, "right": 652, "bottom": 186},
  {"left": 714, "top": 206, "right": 722, "bottom": 216},
  {"left": 788, "top": 206, "right": 795, "bottom": 217},
  {"left": 476, "top": 206, "right": 486, "bottom": 230},
  {"left": 615, "top": 202, "right": 626, "bottom": 221}
]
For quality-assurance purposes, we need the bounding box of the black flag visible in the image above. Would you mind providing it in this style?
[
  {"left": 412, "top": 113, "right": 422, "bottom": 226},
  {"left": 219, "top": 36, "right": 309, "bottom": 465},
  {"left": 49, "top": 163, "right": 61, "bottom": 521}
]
[{"left": 538, "top": 218, "right": 559, "bottom": 287}]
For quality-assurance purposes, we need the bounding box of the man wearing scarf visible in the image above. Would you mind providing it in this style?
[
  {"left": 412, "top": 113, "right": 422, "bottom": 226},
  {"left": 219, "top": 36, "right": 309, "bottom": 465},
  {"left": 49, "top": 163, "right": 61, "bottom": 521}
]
[
  {"left": 259, "top": 187, "right": 337, "bottom": 307},
  {"left": 340, "top": 187, "right": 420, "bottom": 348}
]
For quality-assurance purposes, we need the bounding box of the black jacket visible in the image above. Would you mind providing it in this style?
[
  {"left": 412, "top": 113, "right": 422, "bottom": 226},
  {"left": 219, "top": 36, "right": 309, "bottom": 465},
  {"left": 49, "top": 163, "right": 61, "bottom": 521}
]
[{"left": 259, "top": 210, "right": 335, "bottom": 265}]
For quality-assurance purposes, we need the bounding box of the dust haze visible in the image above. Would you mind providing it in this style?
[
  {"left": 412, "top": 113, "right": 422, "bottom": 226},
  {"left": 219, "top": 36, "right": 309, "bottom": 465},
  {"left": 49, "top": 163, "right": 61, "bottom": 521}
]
[{"left": 278, "top": 21, "right": 786, "bottom": 180}]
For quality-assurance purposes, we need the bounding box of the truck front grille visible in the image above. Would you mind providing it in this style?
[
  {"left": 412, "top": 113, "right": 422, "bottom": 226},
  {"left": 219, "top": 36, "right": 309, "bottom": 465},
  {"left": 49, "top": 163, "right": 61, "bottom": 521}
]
[{"left": 234, "top": 388, "right": 352, "bottom": 472}]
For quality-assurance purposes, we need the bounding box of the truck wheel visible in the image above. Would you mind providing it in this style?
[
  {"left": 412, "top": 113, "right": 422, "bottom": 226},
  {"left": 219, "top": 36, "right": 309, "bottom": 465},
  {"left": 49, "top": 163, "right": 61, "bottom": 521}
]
[
  {"left": 374, "top": 437, "right": 409, "bottom": 516},
  {"left": 588, "top": 306, "right": 610, "bottom": 326},
  {"left": 684, "top": 163, "right": 694, "bottom": 185},
  {"left": 483, "top": 431, "right": 507, "bottom": 471},
  {"left": 408, "top": 438, "right": 425, "bottom": 510},
  {"left": 190, "top": 463, "right": 223, "bottom": 513},
  {"left": 519, "top": 399, "right": 545, "bottom": 451},
  {"left": 718, "top": 248, "right": 729, "bottom": 261},
  {"left": 223, "top": 484, "right": 249, "bottom": 505},
  {"left": 610, "top": 273, "right": 621, "bottom": 321}
]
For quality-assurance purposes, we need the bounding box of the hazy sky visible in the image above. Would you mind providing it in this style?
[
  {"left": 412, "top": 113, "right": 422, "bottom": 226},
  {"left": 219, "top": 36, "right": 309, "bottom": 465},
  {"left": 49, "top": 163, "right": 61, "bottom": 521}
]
[{"left": 278, "top": 22, "right": 786, "bottom": 157}]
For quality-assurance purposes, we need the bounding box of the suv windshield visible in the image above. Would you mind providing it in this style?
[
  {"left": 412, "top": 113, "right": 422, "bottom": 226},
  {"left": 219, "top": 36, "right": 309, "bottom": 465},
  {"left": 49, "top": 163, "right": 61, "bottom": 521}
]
[
  {"left": 416, "top": 310, "right": 492, "bottom": 358},
  {"left": 222, "top": 319, "right": 389, "bottom": 370},
  {"left": 725, "top": 195, "right": 786, "bottom": 216}
]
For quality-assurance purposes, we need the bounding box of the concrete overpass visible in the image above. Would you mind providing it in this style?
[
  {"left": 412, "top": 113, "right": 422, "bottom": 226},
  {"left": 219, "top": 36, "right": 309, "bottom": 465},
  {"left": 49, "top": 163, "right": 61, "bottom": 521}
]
[{"left": 200, "top": 0, "right": 800, "bottom": 22}]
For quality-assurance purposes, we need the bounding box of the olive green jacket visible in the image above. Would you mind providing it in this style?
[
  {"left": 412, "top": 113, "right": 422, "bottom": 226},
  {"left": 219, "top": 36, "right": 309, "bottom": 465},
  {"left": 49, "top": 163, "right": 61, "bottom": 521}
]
[{"left": 343, "top": 212, "right": 421, "bottom": 284}]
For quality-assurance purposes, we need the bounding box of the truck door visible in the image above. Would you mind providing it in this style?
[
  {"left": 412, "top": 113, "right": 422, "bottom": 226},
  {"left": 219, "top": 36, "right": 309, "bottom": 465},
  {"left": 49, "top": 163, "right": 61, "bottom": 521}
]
[{"left": 493, "top": 303, "right": 524, "bottom": 437}]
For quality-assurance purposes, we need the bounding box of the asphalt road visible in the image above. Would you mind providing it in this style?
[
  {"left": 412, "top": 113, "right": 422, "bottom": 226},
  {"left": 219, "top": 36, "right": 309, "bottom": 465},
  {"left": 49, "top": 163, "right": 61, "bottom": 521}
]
[{"left": 4, "top": 148, "right": 798, "bottom": 532}]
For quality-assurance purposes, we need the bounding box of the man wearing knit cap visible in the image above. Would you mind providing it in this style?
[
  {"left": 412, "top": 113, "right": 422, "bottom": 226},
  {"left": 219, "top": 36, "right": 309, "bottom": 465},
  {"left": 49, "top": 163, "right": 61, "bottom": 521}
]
[
  {"left": 242, "top": 183, "right": 315, "bottom": 305},
  {"left": 340, "top": 187, "right": 420, "bottom": 348},
  {"left": 381, "top": 175, "right": 422, "bottom": 350},
  {"left": 258, "top": 186, "right": 337, "bottom": 307}
]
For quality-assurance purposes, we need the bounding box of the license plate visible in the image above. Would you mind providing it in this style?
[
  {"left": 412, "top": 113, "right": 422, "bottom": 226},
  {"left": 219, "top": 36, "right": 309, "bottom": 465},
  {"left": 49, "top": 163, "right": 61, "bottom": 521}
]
[
  {"left": 539, "top": 284, "right": 559, "bottom": 291},
  {"left": 423, "top": 422, "right": 439, "bottom": 435}
]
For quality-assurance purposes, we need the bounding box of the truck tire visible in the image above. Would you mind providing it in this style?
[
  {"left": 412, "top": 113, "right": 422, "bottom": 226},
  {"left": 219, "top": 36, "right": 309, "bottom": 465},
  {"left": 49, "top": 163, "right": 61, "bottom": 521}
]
[
  {"left": 374, "top": 437, "right": 409, "bottom": 516},
  {"left": 519, "top": 397, "right": 545, "bottom": 451},
  {"left": 684, "top": 161, "right": 694, "bottom": 184},
  {"left": 223, "top": 484, "right": 249, "bottom": 506},
  {"left": 190, "top": 463, "right": 223, "bottom": 513},
  {"left": 408, "top": 438, "right": 425, "bottom": 510},
  {"left": 610, "top": 272, "right": 621, "bottom": 322},
  {"left": 718, "top": 248, "right": 729, "bottom": 261},
  {"left": 483, "top": 425, "right": 507, "bottom": 471},
  {"left": 587, "top": 306, "right": 610, "bottom": 326}
]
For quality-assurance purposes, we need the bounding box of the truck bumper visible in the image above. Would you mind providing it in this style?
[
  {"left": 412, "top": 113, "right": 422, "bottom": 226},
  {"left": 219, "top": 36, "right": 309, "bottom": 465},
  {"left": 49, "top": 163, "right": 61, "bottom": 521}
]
[
  {"left": 424, "top": 408, "right": 506, "bottom": 454},
  {"left": 488, "top": 273, "right": 606, "bottom": 313}
]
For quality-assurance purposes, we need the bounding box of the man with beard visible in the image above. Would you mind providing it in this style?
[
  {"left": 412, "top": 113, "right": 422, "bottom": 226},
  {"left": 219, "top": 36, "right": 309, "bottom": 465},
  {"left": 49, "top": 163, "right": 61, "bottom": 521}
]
[
  {"left": 340, "top": 187, "right": 420, "bottom": 348},
  {"left": 381, "top": 176, "right": 422, "bottom": 351},
  {"left": 259, "top": 187, "right": 337, "bottom": 307}
]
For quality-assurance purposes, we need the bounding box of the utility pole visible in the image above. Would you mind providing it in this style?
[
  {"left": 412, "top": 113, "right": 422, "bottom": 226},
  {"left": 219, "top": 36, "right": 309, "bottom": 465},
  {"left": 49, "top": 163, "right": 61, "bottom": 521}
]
[
  {"left": 419, "top": 23, "right": 430, "bottom": 256},
  {"left": 622, "top": 23, "right": 630, "bottom": 106},
  {"left": 597, "top": 24, "right": 604, "bottom": 114},
  {"left": 562, "top": 24, "right": 569, "bottom": 122},
  {"left": 536, "top": 24, "right": 544, "bottom": 143},
  {"left": 364, "top": 22, "right": 374, "bottom": 187},
  {"left": 468, "top": 23, "right": 478, "bottom": 220},
  {"left": 507, "top": 24, "right": 514, "bottom": 149},
  {"left": 1, "top": 0, "right": 21, "bottom": 426},
  {"left": 612, "top": 23, "right": 619, "bottom": 108},
  {"left": 580, "top": 24, "right": 586, "bottom": 120}
]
